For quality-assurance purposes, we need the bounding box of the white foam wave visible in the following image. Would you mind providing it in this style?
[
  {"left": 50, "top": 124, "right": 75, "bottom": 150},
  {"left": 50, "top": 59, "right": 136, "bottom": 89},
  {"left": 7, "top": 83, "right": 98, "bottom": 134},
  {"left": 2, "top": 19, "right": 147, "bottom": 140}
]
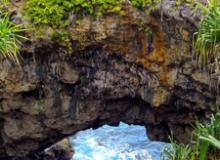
[{"left": 70, "top": 122, "right": 169, "bottom": 160}]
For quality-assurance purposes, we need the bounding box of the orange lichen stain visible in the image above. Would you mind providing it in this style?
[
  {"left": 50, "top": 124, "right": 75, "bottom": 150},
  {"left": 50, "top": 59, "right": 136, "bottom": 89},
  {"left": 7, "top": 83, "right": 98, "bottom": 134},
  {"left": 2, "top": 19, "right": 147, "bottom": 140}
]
[
  {"left": 103, "top": 43, "right": 129, "bottom": 58},
  {"left": 137, "top": 35, "right": 150, "bottom": 68},
  {"left": 136, "top": 28, "right": 169, "bottom": 86},
  {"left": 151, "top": 30, "right": 169, "bottom": 86},
  {"left": 121, "top": 2, "right": 134, "bottom": 58},
  {"left": 151, "top": 31, "right": 165, "bottom": 62},
  {"left": 137, "top": 32, "right": 150, "bottom": 68},
  {"left": 160, "top": 62, "right": 169, "bottom": 86},
  {"left": 121, "top": 24, "right": 130, "bottom": 58}
]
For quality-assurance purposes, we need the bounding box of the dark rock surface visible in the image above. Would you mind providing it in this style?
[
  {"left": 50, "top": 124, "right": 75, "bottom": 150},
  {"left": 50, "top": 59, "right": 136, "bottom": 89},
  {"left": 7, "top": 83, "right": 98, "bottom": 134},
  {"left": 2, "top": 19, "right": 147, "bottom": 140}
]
[{"left": 0, "top": 0, "right": 218, "bottom": 159}]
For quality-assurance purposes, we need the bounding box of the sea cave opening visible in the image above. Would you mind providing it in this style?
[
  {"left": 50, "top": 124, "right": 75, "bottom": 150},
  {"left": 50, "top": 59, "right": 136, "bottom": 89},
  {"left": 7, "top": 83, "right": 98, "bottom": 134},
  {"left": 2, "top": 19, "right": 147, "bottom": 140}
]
[{"left": 45, "top": 122, "right": 169, "bottom": 160}]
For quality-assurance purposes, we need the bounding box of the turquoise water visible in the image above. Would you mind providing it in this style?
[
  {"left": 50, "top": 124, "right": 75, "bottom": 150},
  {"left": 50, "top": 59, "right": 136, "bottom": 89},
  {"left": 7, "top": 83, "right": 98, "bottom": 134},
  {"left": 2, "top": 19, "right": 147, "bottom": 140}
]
[{"left": 70, "top": 122, "right": 169, "bottom": 160}]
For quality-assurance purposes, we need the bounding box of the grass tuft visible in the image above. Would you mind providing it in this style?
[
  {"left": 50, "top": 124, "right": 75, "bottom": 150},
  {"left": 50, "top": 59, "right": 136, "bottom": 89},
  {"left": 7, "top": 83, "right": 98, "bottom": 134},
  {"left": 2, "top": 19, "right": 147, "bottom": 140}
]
[
  {"left": 162, "top": 137, "right": 196, "bottom": 160},
  {"left": 193, "top": 112, "right": 220, "bottom": 160},
  {"left": 163, "top": 111, "right": 220, "bottom": 160},
  {"left": 194, "top": 0, "right": 220, "bottom": 75},
  {"left": 0, "top": 1, "right": 27, "bottom": 63}
]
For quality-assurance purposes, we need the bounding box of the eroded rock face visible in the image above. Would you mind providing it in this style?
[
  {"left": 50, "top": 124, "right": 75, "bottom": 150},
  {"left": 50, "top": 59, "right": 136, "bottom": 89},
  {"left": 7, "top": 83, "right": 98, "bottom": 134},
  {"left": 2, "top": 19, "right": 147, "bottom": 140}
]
[{"left": 0, "top": 0, "right": 218, "bottom": 159}]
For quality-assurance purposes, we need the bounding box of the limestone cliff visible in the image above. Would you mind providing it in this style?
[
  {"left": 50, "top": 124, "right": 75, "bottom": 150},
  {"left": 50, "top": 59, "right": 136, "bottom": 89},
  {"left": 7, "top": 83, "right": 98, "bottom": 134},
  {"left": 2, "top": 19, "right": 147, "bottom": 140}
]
[{"left": 0, "top": 0, "right": 218, "bottom": 159}]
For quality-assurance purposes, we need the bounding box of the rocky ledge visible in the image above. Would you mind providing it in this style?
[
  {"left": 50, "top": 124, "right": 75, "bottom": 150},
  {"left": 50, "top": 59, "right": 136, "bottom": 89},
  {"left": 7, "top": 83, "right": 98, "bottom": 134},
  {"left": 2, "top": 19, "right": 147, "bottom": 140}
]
[{"left": 0, "top": 0, "right": 218, "bottom": 159}]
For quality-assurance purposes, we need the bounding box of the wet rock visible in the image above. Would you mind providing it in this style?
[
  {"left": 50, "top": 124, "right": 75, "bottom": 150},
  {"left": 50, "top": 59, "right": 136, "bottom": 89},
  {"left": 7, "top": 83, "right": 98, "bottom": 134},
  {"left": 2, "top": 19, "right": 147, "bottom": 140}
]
[
  {"left": 43, "top": 139, "right": 73, "bottom": 160},
  {"left": 52, "top": 62, "right": 79, "bottom": 84}
]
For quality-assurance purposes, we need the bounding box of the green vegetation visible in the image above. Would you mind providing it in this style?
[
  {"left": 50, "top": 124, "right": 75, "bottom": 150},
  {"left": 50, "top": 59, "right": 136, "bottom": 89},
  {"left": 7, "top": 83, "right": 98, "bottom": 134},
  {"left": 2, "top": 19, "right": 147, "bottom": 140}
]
[
  {"left": 70, "top": 0, "right": 125, "bottom": 16},
  {"left": 163, "top": 111, "right": 220, "bottom": 160},
  {"left": 23, "top": 0, "right": 126, "bottom": 28},
  {"left": 0, "top": 0, "right": 27, "bottom": 63},
  {"left": 130, "top": 0, "right": 158, "bottom": 9},
  {"left": 23, "top": 0, "right": 165, "bottom": 28},
  {"left": 51, "top": 31, "right": 72, "bottom": 54},
  {"left": 0, "top": 0, "right": 9, "bottom": 15},
  {"left": 116, "top": 58, "right": 125, "bottom": 65},
  {"left": 199, "top": 135, "right": 220, "bottom": 149},
  {"left": 23, "top": 0, "right": 133, "bottom": 53},
  {"left": 23, "top": 0, "right": 73, "bottom": 28},
  {"left": 80, "top": 75, "right": 87, "bottom": 87},
  {"left": 22, "top": 0, "right": 163, "bottom": 53},
  {"left": 193, "top": 112, "right": 220, "bottom": 160},
  {"left": 175, "top": 0, "right": 195, "bottom": 6},
  {"left": 51, "top": 31, "right": 68, "bottom": 42},
  {"left": 163, "top": 137, "right": 196, "bottom": 160},
  {"left": 130, "top": 0, "right": 159, "bottom": 14},
  {"left": 194, "top": 0, "right": 220, "bottom": 73}
]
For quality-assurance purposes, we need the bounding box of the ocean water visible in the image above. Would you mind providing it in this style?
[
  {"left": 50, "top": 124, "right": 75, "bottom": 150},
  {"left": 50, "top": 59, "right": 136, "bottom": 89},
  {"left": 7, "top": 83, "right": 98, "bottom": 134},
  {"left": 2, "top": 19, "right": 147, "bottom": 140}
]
[{"left": 69, "top": 122, "right": 169, "bottom": 160}]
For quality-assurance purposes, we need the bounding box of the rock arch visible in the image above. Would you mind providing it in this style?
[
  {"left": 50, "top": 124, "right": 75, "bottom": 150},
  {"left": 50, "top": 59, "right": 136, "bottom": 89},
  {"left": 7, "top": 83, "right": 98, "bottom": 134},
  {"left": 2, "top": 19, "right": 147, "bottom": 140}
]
[{"left": 0, "top": 1, "right": 218, "bottom": 158}]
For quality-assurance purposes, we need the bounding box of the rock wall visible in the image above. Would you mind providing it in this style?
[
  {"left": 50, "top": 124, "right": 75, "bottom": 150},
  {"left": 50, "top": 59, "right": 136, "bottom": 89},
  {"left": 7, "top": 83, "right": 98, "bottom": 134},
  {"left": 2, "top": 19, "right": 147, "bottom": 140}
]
[{"left": 0, "top": 0, "right": 218, "bottom": 159}]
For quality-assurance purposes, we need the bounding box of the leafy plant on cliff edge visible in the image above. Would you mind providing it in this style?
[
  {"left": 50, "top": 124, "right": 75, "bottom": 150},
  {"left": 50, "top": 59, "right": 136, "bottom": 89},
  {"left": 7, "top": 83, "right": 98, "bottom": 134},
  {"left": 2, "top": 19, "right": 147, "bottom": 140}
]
[
  {"left": 193, "top": 0, "right": 220, "bottom": 78},
  {"left": 163, "top": 111, "right": 220, "bottom": 160},
  {"left": 0, "top": 0, "right": 27, "bottom": 63},
  {"left": 193, "top": 112, "right": 220, "bottom": 160}
]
